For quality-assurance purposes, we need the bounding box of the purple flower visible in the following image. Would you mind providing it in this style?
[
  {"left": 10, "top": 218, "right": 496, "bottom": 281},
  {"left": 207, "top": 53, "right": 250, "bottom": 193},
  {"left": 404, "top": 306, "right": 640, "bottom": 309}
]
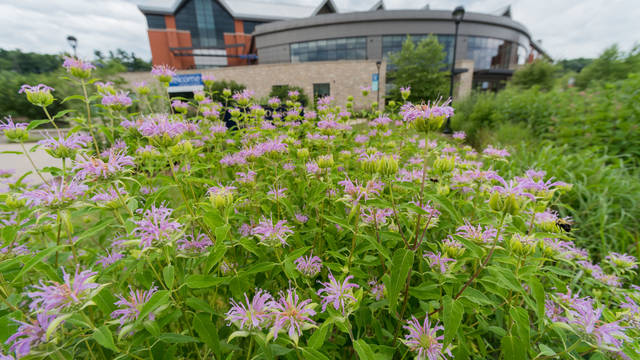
[
  {"left": 235, "top": 170, "right": 256, "bottom": 184},
  {"left": 226, "top": 289, "right": 273, "bottom": 330},
  {"left": 90, "top": 186, "right": 123, "bottom": 203},
  {"left": 6, "top": 313, "right": 57, "bottom": 358},
  {"left": 151, "top": 65, "right": 176, "bottom": 81},
  {"left": 132, "top": 203, "right": 182, "bottom": 248},
  {"left": 360, "top": 207, "right": 393, "bottom": 226},
  {"left": 267, "top": 185, "right": 287, "bottom": 199},
  {"left": 452, "top": 131, "right": 466, "bottom": 140},
  {"left": 220, "top": 260, "right": 237, "bottom": 275},
  {"left": 423, "top": 251, "right": 456, "bottom": 274},
  {"left": 483, "top": 145, "right": 510, "bottom": 158},
  {"left": 171, "top": 100, "right": 189, "bottom": 112},
  {"left": 568, "top": 299, "right": 629, "bottom": 350},
  {"left": 317, "top": 272, "right": 359, "bottom": 314},
  {"left": 27, "top": 267, "right": 99, "bottom": 311},
  {"left": 295, "top": 213, "right": 309, "bottom": 224},
  {"left": 402, "top": 315, "right": 452, "bottom": 360},
  {"left": 605, "top": 252, "right": 638, "bottom": 270},
  {"left": 409, "top": 199, "right": 441, "bottom": 225},
  {"left": 96, "top": 250, "right": 124, "bottom": 268},
  {"left": 63, "top": 57, "right": 95, "bottom": 71},
  {"left": 21, "top": 177, "right": 87, "bottom": 207},
  {"left": 39, "top": 132, "right": 92, "bottom": 155},
  {"left": 111, "top": 286, "right": 158, "bottom": 326},
  {"left": 0, "top": 243, "right": 30, "bottom": 256},
  {"left": 456, "top": 220, "right": 501, "bottom": 244},
  {"left": 18, "top": 84, "right": 54, "bottom": 95},
  {"left": 102, "top": 91, "right": 132, "bottom": 109},
  {"left": 176, "top": 234, "right": 213, "bottom": 253},
  {"left": 270, "top": 289, "right": 316, "bottom": 342},
  {"left": 370, "top": 116, "right": 392, "bottom": 128},
  {"left": 0, "top": 117, "right": 28, "bottom": 132},
  {"left": 294, "top": 253, "right": 322, "bottom": 277},
  {"left": 252, "top": 216, "right": 293, "bottom": 247},
  {"left": 74, "top": 150, "right": 134, "bottom": 180},
  {"left": 368, "top": 279, "right": 385, "bottom": 301},
  {"left": 338, "top": 176, "right": 384, "bottom": 205},
  {"left": 287, "top": 90, "right": 299, "bottom": 98},
  {"left": 305, "top": 161, "right": 320, "bottom": 175},
  {"left": 545, "top": 299, "right": 565, "bottom": 322}
]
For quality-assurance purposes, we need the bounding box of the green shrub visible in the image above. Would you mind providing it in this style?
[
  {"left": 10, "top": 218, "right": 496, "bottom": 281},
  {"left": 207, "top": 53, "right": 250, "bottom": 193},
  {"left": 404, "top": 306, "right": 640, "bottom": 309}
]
[
  {"left": 206, "top": 79, "right": 246, "bottom": 103},
  {"left": 268, "top": 84, "right": 309, "bottom": 106},
  {"left": 510, "top": 59, "right": 558, "bottom": 90}
]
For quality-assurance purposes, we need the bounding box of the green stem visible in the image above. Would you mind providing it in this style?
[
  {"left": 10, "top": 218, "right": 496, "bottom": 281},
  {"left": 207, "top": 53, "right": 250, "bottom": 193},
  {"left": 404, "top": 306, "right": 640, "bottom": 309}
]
[
  {"left": 20, "top": 142, "right": 49, "bottom": 185},
  {"left": 42, "top": 106, "right": 61, "bottom": 138},
  {"left": 246, "top": 336, "right": 254, "bottom": 360},
  {"left": 81, "top": 80, "right": 100, "bottom": 154}
]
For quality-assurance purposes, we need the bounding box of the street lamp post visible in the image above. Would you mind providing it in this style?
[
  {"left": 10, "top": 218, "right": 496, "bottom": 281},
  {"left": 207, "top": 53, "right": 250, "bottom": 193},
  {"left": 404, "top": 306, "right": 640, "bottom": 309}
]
[
  {"left": 443, "top": 5, "right": 465, "bottom": 134},
  {"left": 66, "top": 35, "right": 78, "bottom": 57},
  {"left": 375, "top": 60, "right": 382, "bottom": 110}
]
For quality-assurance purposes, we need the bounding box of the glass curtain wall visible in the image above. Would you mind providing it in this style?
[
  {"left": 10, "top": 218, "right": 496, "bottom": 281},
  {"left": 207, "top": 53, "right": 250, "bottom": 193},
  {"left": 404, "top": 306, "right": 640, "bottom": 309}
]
[{"left": 290, "top": 37, "right": 367, "bottom": 62}]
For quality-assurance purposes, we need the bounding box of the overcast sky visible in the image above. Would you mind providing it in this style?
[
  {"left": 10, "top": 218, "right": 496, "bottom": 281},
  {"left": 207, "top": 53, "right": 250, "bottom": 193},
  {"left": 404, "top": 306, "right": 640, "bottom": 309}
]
[{"left": 0, "top": 0, "right": 637, "bottom": 61}]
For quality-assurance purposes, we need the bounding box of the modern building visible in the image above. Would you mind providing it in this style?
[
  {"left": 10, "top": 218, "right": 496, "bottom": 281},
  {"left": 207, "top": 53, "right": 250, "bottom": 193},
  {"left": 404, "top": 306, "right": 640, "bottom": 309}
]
[{"left": 136, "top": 0, "right": 548, "bottom": 100}]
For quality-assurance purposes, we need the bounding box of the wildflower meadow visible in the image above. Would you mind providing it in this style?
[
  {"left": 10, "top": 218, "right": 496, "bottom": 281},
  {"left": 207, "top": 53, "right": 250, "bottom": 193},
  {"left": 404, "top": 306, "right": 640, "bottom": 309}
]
[{"left": 0, "top": 58, "right": 639, "bottom": 360}]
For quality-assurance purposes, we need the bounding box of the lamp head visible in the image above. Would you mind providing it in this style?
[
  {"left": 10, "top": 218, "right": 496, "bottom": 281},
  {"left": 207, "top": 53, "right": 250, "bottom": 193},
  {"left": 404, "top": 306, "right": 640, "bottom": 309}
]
[
  {"left": 66, "top": 35, "right": 78, "bottom": 49},
  {"left": 452, "top": 6, "right": 465, "bottom": 24}
]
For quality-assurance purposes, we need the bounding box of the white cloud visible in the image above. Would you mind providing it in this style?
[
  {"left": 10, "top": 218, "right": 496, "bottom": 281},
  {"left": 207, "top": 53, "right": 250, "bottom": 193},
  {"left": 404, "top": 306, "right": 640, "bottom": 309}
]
[{"left": 0, "top": 0, "right": 637, "bottom": 61}]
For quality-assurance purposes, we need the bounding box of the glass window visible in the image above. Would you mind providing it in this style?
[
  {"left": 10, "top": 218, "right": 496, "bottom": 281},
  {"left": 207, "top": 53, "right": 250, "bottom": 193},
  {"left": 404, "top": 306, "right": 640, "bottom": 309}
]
[
  {"left": 467, "top": 36, "right": 514, "bottom": 70},
  {"left": 516, "top": 45, "right": 528, "bottom": 65},
  {"left": 243, "top": 21, "right": 264, "bottom": 34},
  {"left": 313, "top": 83, "right": 330, "bottom": 98},
  {"left": 175, "top": 0, "right": 234, "bottom": 48},
  {"left": 145, "top": 14, "right": 166, "bottom": 29},
  {"left": 381, "top": 34, "right": 453, "bottom": 64},
  {"left": 290, "top": 37, "right": 366, "bottom": 63}
]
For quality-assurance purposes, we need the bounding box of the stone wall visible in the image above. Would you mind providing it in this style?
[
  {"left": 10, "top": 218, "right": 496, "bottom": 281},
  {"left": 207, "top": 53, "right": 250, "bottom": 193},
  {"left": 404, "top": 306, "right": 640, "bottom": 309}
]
[
  {"left": 120, "top": 60, "right": 386, "bottom": 110},
  {"left": 454, "top": 59, "right": 474, "bottom": 100}
]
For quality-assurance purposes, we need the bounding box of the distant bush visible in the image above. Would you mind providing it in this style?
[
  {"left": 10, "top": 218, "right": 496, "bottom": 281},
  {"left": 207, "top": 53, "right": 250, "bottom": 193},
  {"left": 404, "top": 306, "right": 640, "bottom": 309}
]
[
  {"left": 207, "top": 79, "right": 246, "bottom": 104},
  {"left": 510, "top": 60, "right": 558, "bottom": 90},
  {"left": 268, "top": 84, "right": 309, "bottom": 106},
  {"left": 575, "top": 44, "right": 640, "bottom": 88}
]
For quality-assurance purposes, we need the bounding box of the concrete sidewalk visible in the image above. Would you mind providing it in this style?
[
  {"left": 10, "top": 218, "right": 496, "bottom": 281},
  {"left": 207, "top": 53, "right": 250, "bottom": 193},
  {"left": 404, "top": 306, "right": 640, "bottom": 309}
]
[{"left": 0, "top": 142, "right": 59, "bottom": 187}]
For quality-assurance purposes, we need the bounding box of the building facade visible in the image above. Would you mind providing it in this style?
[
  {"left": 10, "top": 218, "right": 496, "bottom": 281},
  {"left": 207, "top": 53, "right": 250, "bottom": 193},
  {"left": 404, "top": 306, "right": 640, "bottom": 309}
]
[{"left": 137, "top": 0, "right": 547, "bottom": 96}]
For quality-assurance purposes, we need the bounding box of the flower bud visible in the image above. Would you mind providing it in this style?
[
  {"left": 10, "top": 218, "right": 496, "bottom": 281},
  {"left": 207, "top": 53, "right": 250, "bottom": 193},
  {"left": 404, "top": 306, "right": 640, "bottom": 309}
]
[
  {"left": 376, "top": 155, "right": 398, "bottom": 176},
  {"left": 489, "top": 192, "right": 521, "bottom": 215},
  {"left": 5, "top": 194, "right": 26, "bottom": 209},
  {"left": 433, "top": 156, "right": 455, "bottom": 174},
  {"left": 437, "top": 184, "right": 450, "bottom": 196},
  {"left": 509, "top": 234, "right": 537, "bottom": 257},
  {"left": 19, "top": 84, "right": 55, "bottom": 108},
  {"left": 297, "top": 148, "right": 310, "bottom": 160},
  {"left": 222, "top": 88, "right": 232, "bottom": 97},
  {"left": 317, "top": 154, "right": 334, "bottom": 169}
]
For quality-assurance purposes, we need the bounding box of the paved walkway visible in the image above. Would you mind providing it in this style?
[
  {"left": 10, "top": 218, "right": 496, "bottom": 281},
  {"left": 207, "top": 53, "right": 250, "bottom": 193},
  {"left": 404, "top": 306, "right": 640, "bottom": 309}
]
[{"left": 0, "top": 142, "right": 59, "bottom": 187}]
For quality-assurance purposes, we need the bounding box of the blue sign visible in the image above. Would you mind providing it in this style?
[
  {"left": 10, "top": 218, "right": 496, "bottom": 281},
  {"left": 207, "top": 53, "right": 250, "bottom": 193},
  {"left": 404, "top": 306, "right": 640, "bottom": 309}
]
[
  {"left": 169, "top": 73, "right": 202, "bottom": 87},
  {"left": 372, "top": 73, "right": 379, "bottom": 91}
]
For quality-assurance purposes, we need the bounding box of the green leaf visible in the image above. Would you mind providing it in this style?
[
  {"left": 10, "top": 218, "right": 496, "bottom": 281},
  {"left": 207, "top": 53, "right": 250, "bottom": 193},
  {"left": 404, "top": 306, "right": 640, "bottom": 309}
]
[
  {"left": 163, "top": 265, "right": 175, "bottom": 290},
  {"left": 11, "top": 245, "right": 66, "bottom": 284},
  {"left": 185, "top": 275, "right": 228, "bottom": 289},
  {"left": 205, "top": 239, "right": 227, "bottom": 273},
  {"left": 158, "top": 333, "right": 200, "bottom": 344},
  {"left": 228, "top": 330, "right": 250, "bottom": 342},
  {"left": 185, "top": 297, "right": 215, "bottom": 314},
  {"left": 353, "top": 339, "right": 376, "bottom": 360},
  {"left": 526, "top": 277, "right": 545, "bottom": 321},
  {"left": 53, "top": 109, "right": 75, "bottom": 119},
  {"left": 509, "top": 307, "right": 530, "bottom": 352},
  {"left": 61, "top": 94, "right": 86, "bottom": 103},
  {"left": 46, "top": 314, "right": 72, "bottom": 341},
  {"left": 244, "top": 262, "right": 276, "bottom": 275},
  {"left": 139, "top": 290, "right": 170, "bottom": 321},
  {"left": 385, "top": 248, "right": 414, "bottom": 315},
  {"left": 538, "top": 344, "right": 556, "bottom": 357},
  {"left": 500, "top": 335, "right": 521, "bottom": 360},
  {"left": 192, "top": 313, "right": 221, "bottom": 358},
  {"left": 92, "top": 326, "right": 118, "bottom": 351},
  {"left": 301, "top": 348, "right": 330, "bottom": 360},
  {"left": 26, "top": 119, "right": 50, "bottom": 131},
  {"left": 443, "top": 296, "right": 464, "bottom": 347},
  {"left": 460, "top": 287, "right": 494, "bottom": 306},
  {"left": 307, "top": 321, "right": 332, "bottom": 350}
]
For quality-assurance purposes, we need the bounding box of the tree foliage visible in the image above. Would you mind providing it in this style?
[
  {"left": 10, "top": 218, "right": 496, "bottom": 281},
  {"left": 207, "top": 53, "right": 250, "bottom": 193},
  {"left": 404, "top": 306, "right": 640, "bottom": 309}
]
[
  {"left": 510, "top": 60, "right": 558, "bottom": 90},
  {"left": 269, "top": 84, "right": 309, "bottom": 106},
  {"left": 575, "top": 44, "right": 640, "bottom": 88},
  {"left": 387, "top": 35, "right": 449, "bottom": 102}
]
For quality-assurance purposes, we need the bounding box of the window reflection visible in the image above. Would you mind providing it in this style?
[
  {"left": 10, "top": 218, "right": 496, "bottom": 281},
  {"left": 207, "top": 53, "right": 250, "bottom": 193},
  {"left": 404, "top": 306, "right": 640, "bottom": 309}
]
[
  {"left": 175, "top": 0, "right": 234, "bottom": 48},
  {"left": 145, "top": 14, "right": 166, "bottom": 29},
  {"left": 381, "top": 35, "right": 454, "bottom": 64},
  {"left": 291, "top": 37, "right": 367, "bottom": 62},
  {"left": 467, "top": 37, "right": 513, "bottom": 70}
]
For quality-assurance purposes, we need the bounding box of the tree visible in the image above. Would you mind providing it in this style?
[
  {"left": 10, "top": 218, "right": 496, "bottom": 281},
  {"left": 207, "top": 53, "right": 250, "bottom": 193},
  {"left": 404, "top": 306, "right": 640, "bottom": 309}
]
[
  {"left": 510, "top": 59, "right": 558, "bottom": 90},
  {"left": 557, "top": 58, "right": 593, "bottom": 73},
  {"left": 387, "top": 35, "right": 449, "bottom": 103},
  {"left": 575, "top": 44, "right": 640, "bottom": 88}
]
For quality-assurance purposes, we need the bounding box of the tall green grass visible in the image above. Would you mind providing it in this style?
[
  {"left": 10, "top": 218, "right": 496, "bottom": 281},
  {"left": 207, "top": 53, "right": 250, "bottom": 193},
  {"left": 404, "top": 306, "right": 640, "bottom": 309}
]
[{"left": 496, "top": 142, "right": 640, "bottom": 258}]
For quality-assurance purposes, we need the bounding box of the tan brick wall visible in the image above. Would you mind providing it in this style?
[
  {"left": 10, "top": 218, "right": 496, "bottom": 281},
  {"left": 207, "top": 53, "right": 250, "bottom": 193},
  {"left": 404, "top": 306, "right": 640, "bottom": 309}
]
[
  {"left": 120, "top": 60, "right": 386, "bottom": 111},
  {"left": 454, "top": 59, "right": 474, "bottom": 100}
]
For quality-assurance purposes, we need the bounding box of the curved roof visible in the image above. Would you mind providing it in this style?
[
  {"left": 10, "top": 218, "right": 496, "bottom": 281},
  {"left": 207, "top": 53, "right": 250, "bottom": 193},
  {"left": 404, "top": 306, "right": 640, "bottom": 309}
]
[
  {"left": 138, "top": 0, "right": 341, "bottom": 21},
  {"left": 253, "top": 9, "right": 532, "bottom": 40}
]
